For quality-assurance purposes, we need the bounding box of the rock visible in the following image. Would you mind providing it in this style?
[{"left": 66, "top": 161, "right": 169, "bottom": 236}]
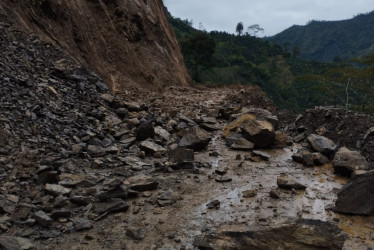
[
  {"left": 96, "top": 185, "right": 128, "bottom": 201},
  {"left": 273, "top": 131, "right": 292, "bottom": 149},
  {"left": 223, "top": 114, "right": 275, "bottom": 148},
  {"left": 333, "top": 147, "right": 368, "bottom": 176},
  {"left": 154, "top": 126, "right": 171, "bottom": 141},
  {"left": 206, "top": 200, "right": 220, "bottom": 209},
  {"left": 242, "top": 189, "right": 256, "bottom": 198},
  {"left": 126, "top": 227, "right": 145, "bottom": 241},
  {"left": 307, "top": 134, "right": 337, "bottom": 156},
  {"left": 34, "top": 210, "right": 52, "bottom": 227},
  {"left": 194, "top": 219, "right": 346, "bottom": 250},
  {"left": 0, "top": 236, "right": 34, "bottom": 250},
  {"left": 252, "top": 150, "right": 270, "bottom": 161},
  {"left": 293, "top": 133, "right": 305, "bottom": 143},
  {"left": 95, "top": 198, "right": 129, "bottom": 215},
  {"left": 169, "top": 147, "right": 194, "bottom": 163},
  {"left": 334, "top": 170, "right": 374, "bottom": 215},
  {"left": 277, "top": 175, "right": 307, "bottom": 189},
  {"left": 215, "top": 176, "right": 232, "bottom": 183},
  {"left": 291, "top": 147, "right": 316, "bottom": 167},
  {"left": 178, "top": 126, "right": 212, "bottom": 151},
  {"left": 157, "top": 190, "right": 176, "bottom": 207},
  {"left": 269, "top": 189, "right": 280, "bottom": 199},
  {"left": 37, "top": 170, "right": 60, "bottom": 184},
  {"left": 105, "top": 114, "right": 122, "bottom": 126},
  {"left": 100, "top": 93, "right": 114, "bottom": 103},
  {"left": 45, "top": 184, "right": 72, "bottom": 196},
  {"left": 124, "top": 176, "right": 158, "bottom": 192},
  {"left": 136, "top": 122, "right": 155, "bottom": 141},
  {"left": 86, "top": 145, "right": 105, "bottom": 157},
  {"left": 215, "top": 166, "right": 228, "bottom": 175},
  {"left": 0, "top": 196, "right": 16, "bottom": 214},
  {"left": 312, "top": 152, "right": 329, "bottom": 165},
  {"left": 74, "top": 218, "right": 93, "bottom": 231},
  {"left": 177, "top": 113, "right": 197, "bottom": 125},
  {"left": 139, "top": 140, "right": 167, "bottom": 155},
  {"left": 51, "top": 209, "right": 72, "bottom": 219},
  {"left": 229, "top": 137, "right": 254, "bottom": 150},
  {"left": 242, "top": 119, "right": 275, "bottom": 148}
]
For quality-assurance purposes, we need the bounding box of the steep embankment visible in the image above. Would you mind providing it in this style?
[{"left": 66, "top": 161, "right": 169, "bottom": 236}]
[
  {"left": 0, "top": 0, "right": 190, "bottom": 93},
  {"left": 268, "top": 11, "right": 374, "bottom": 61}
]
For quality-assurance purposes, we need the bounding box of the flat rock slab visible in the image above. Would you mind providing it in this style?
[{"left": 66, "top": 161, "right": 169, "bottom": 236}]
[
  {"left": 230, "top": 138, "right": 254, "bottom": 150},
  {"left": 124, "top": 176, "right": 159, "bottom": 192},
  {"left": 194, "top": 219, "right": 347, "bottom": 250},
  {"left": 334, "top": 170, "right": 374, "bottom": 215},
  {"left": 307, "top": 134, "right": 336, "bottom": 155},
  {"left": 0, "top": 236, "right": 34, "bottom": 250},
  {"left": 95, "top": 199, "right": 129, "bottom": 215},
  {"left": 45, "top": 184, "right": 72, "bottom": 196},
  {"left": 139, "top": 140, "right": 167, "bottom": 155},
  {"left": 277, "top": 175, "right": 307, "bottom": 189},
  {"left": 333, "top": 147, "right": 368, "bottom": 176}
]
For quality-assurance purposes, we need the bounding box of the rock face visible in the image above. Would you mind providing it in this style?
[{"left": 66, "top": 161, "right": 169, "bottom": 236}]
[
  {"left": 307, "top": 134, "right": 337, "bottom": 156},
  {"left": 0, "top": 0, "right": 190, "bottom": 93},
  {"left": 334, "top": 170, "right": 374, "bottom": 215},
  {"left": 333, "top": 147, "right": 368, "bottom": 176},
  {"left": 194, "top": 219, "right": 347, "bottom": 250}
]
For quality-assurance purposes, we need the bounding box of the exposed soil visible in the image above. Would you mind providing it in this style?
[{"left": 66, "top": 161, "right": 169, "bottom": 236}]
[{"left": 0, "top": 0, "right": 190, "bottom": 93}]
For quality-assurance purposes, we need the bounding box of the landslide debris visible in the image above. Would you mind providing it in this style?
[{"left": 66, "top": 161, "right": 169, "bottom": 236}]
[{"left": 0, "top": 0, "right": 190, "bottom": 93}]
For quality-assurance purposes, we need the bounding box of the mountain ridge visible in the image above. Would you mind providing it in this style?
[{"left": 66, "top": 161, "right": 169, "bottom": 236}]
[{"left": 268, "top": 11, "right": 374, "bottom": 61}]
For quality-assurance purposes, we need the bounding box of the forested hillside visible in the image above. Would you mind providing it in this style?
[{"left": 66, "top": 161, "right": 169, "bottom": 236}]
[
  {"left": 168, "top": 14, "right": 374, "bottom": 114},
  {"left": 268, "top": 11, "right": 374, "bottom": 62}
]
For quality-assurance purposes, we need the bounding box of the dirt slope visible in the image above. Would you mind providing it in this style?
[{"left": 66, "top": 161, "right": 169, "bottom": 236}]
[{"left": 0, "top": 0, "right": 190, "bottom": 93}]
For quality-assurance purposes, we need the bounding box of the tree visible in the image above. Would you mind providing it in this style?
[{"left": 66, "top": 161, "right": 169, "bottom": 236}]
[
  {"left": 247, "top": 24, "right": 264, "bottom": 37},
  {"left": 181, "top": 31, "right": 216, "bottom": 82},
  {"left": 236, "top": 22, "right": 244, "bottom": 36}
]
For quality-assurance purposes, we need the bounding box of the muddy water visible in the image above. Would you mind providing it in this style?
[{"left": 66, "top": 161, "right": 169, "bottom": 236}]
[{"left": 183, "top": 130, "right": 374, "bottom": 249}]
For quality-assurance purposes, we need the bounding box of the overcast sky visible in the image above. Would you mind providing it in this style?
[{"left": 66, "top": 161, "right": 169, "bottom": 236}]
[{"left": 164, "top": 0, "right": 374, "bottom": 36}]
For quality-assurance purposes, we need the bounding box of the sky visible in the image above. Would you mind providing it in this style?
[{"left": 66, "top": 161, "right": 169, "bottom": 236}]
[{"left": 163, "top": 0, "right": 374, "bottom": 36}]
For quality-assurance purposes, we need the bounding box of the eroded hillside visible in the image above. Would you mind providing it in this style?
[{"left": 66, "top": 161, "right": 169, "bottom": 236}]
[{"left": 0, "top": 0, "right": 190, "bottom": 93}]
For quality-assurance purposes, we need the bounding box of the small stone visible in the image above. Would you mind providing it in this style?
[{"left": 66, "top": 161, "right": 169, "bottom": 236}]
[
  {"left": 242, "top": 189, "right": 257, "bottom": 197},
  {"left": 34, "top": 210, "right": 52, "bottom": 228},
  {"left": 269, "top": 190, "right": 280, "bottom": 199},
  {"left": 0, "top": 236, "right": 34, "bottom": 250},
  {"left": 126, "top": 227, "right": 145, "bottom": 240},
  {"left": 45, "top": 184, "right": 72, "bottom": 196},
  {"left": 277, "top": 175, "right": 307, "bottom": 190},
  {"left": 206, "top": 200, "right": 220, "bottom": 209},
  {"left": 74, "top": 218, "right": 93, "bottom": 231},
  {"left": 252, "top": 150, "right": 270, "bottom": 161}
]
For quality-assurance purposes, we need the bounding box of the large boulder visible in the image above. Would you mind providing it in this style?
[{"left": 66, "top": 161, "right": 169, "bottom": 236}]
[
  {"left": 223, "top": 114, "right": 275, "bottom": 148},
  {"left": 178, "top": 126, "right": 212, "bottom": 151},
  {"left": 333, "top": 147, "right": 368, "bottom": 176},
  {"left": 193, "top": 219, "right": 347, "bottom": 250},
  {"left": 307, "top": 134, "right": 337, "bottom": 156},
  {"left": 334, "top": 170, "right": 374, "bottom": 215}
]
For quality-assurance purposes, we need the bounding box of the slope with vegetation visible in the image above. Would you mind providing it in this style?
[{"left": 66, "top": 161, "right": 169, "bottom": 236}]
[
  {"left": 169, "top": 12, "right": 374, "bottom": 114},
  {"left": 268, "top": 11, "right": 374, "bottom": 62}
]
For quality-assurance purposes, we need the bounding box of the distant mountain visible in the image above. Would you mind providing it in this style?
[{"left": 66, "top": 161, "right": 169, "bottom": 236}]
[{"left": 268, "top": 11, "right": 374, "bottom": 62}]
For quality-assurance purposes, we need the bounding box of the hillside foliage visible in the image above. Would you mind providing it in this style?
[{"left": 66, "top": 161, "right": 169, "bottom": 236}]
[
  {"left": 268, "top": 11, "right": 374, "bottom": 62},
  {"left": 168, "top": 13, "right": 374, "bottom": 114}
]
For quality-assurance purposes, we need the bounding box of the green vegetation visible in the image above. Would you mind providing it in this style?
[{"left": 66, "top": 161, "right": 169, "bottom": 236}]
[
  {"left": 268, "top": 11, "right": 374, "bottom": 62},
  {"left": 168, "top": 13, "right": 374, "bottom": 114}
]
